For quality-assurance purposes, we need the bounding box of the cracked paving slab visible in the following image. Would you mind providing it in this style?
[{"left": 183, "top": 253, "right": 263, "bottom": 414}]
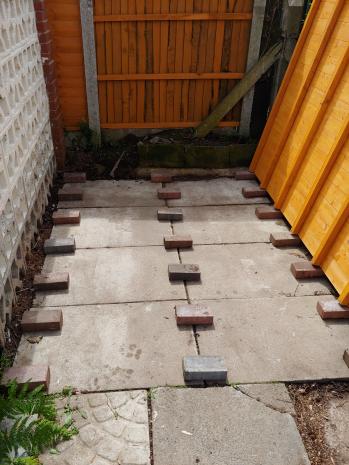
[
  {"left": 50, "top": 207, "right": 172, "bottom": 248},
  {"left": 195, "top": 296, "right": 349, "bottom": 383},
  {"left": 58, "top": 180, "right": 164, "bottom": 209},
  {"left": 167, "top": 178, "right": 271, "bottom": 206},
  {"left": 34, "top": 247, "right": 186, "bottom": 307},
  {"left": 181, "top": 243, "right": 332, "bottom": 300},
  {"left": 152, "top": 386, "right": 310, "bottom": 465},
  {"left": 15, "top": 302, "right": 196, "bottom": 392},
  {"left": 325, "top": 392, "right": 349, "bottom": 465},
  {"left": 173, "top": 205, "right": 288, "bottom": 244},
  {"left": 40, "top": 390, "right": 150, "bottom": 465}
]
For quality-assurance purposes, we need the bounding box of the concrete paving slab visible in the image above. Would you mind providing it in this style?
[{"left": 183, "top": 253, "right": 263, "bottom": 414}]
[
  {"left": 58, "top": 180, "right": 164, "bottom": 209},
  {"left": 152, "top": 387, "right": 310, "bottom": 465},
  {"left": 325, "top": 393, "right": 349, "bottom": 465},
  {"left": 40, "top": 391, "right": 150, "bottom": 465},
  {"left": 50, "top": 208, "right": 172, "bottom": 248},
  {"left": 173, "top": 205, "right": 288, "bottom": 244},
  {"left": 167, "top": 179, "right": 271, "bottom": 206},
  {"left": 15, "top": 302, "right": 196, "bottom": 392},
  {"left": 34, "top": 247, "right": 186, "bottom": 307},
  {"left": 237, "top": 383, "right": 295, "bottom": 415},
  {"left": 196, "top": 296, "right": 349, "bottom": 383},
  {"left": 182, "top": 244, "right": 332, "bottom": 300}
]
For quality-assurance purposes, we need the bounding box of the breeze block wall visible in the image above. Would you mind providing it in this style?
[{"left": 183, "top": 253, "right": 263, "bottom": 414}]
[{"left": 0, "top": 0, "right": 55, "bottom": 344}]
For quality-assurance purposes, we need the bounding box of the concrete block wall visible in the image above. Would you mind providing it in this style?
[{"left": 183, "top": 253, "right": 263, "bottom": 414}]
[{"left": 0, "top": 0, "right": 55, "bottom": 344}]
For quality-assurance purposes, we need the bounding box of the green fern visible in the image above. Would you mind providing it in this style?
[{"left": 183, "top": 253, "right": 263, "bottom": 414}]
[{"left": 0, "top": 381, "right": 77, "bottom": 464}]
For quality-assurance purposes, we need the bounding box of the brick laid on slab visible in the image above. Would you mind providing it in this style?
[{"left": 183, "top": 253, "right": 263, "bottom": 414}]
[
  {"left": 291, "top": 262, "right": 324, "bottom": 279},
  {"left": 1, "top": 365, "right": 50, "bottom": 391},
  {"left": 235, "top": 170, "right": 257, "bottom": 181},
  {"left": 157, "top": 188, "right": 181, "bottom": 200},
  {"left": 183, "top": 356, "right": 227, "bottom": 385},
  {"left": 21, "top": 309, "right": 63, "bottom": 332},
  {"left": 151, "top": 170, "right": 173, "bottom": 183},
  {"left": 44, "top": 237, "right": 76, "bottom": 254},
  {"left": 317, "top": 300, "right": 349, "bottom": 319},
  {"left": 242, "top": 187, "right": 268, "bottom": 199},
  {"left": 63, "top": 172, "right": 87, "bottom": 183},
  {"left": 164, "top": 235, "right": 193, "bottom": 249},
  {"left": 255, "top": 206, "right": 284, "bottom": 220},
  {"left": 168, "top": 264, "right": 201, "bottom": 282},
  {"left": 343, "top": 349, "right": 349, "bottom": 368},
  {"left": 157, "top": 208, "right": 183, "bottom": 221},
  {"left": 33, "top": 272, "right": 69, "bottom": 291},
  {"left": 270, "top": 232, "right": 301, "bottom": 248},
  {"left": 52, "top": 210, "right": 80, "bottom": 225},
  {"left": 58, "top": 188, "right": 83, "bottom": 201},
  {"left": 176, "top": 304, "right": 213, "bottom": 325}
]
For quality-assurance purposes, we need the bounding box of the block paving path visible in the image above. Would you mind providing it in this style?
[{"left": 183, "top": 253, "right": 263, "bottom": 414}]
[{"left": 12, "top": 177, "right": 349, "bottom": 464}]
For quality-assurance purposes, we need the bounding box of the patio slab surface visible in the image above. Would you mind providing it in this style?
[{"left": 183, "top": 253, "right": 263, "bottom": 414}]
[
  {"left": 152, "top": 387, "right": 310, "bottom": 465},
  {"left": 16, "top": 302, "right": 196, "bottom": 393}
]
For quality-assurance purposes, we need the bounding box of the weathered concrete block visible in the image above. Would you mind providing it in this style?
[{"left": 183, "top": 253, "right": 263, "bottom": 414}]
[
  {"left": 58, "top": 188, "right": 83, "bottom": 201},
  {"left": 63, "top": 172, "right": 87, "bottom": 183},
  {"left": 168, "top": 264, "right": 201, "bottom": 282},
  {"left": 151, "top": 170, "right": 173, "bottom": 183},
  {"left": 344, "top": 349, "right": 349, "bottom": 368},
  {"left": 317, "top": 300, "right": 349, "bottom": 320},
  {"left": 176, "top": 305, "right": 213, "bottom": 325},
  {"left": 158, "top": 208, "right": 183, "bottom": 221},
  {"left": 158, "top": 188, "right": 181, "bottom": 200},
  {"left": 33, "top": 272, "right": 69, "bottom": 291},
  {"left": 164, "top": 235, "right": 193, "bottom": 249},
  {"left": 53, "top": 210, "right": 81, "bottom": 225},
  {"left": 44, "top": 237, "right": 76, "bottom": 254},
  {"left": 255, "top": 206, "right": 284, "bottom": 220},
  {"left": 21, "top": 309, "right": 63, "bottom": 332},
  {"left": 270, "top": 232, "right": 301, "bottom": 248},
  {"left": 235, "top": 170, "right": 257, "bottom": 181},
  {"left": 291, "top": 262, "right": 324, "bottom": 279},
  {"left": 1, "top": 365, "right": 50, "bottom": 391},
  {"left": 183, "top": 356, "right": 227, "bottom": 385},
  {"left": 242, "top": 187, "right": 268, "bottom": 199}
]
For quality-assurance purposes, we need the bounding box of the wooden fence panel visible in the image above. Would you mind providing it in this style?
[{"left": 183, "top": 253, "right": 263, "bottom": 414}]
[
  {"left": 93, "top": 0, "right": 254, "bottom": 129},
  {"left": 250, "top": 0, "right": 349, "bottom": 305}
]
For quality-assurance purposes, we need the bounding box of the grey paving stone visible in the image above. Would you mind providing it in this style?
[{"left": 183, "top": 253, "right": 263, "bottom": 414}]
[
  {"left": 15, "top": 302, "right": 196, "bottom": 392},
  {"left": 325, "top": 392, "right": 349, "bottom": 465},
  {"left": 34, "top": 247, "right": 186, "bottom": 307},
  {"left": 40, "top": 391, "right": 150, "bottom": 465},
  {"left": 173, "top": 205, "right": 288, "bottom": 244},
  {"left": 183, "top": 356, "right": 227, "bottom": 385},
  {"left": 44, "top": 237, "right": 76, "bottom": 254},
  {"left": 237, "top": 383, "right": 295, "bottom": 416},
  {"left": 58, "top": 180, "right": 164, "bottom": 208},
  {"left": 195, "top": 296, "right": 349, "bottom": 383},
  {"left": 182, "top": 244, "right": 331, "bottom": 301},
  {"left": 50, "top": 207, "right": 172, "bottom": 248},
  {"left": 167, "top": 179, "right": 271, "bottom": 206},
  {"left": 152, "top": 387, "right": 310, "bottom": 465}
]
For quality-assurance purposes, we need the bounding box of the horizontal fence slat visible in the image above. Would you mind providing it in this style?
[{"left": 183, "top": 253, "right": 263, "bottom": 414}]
[
  {"left": 97, "top": 72, "right": 244, "bottom": 81},
  {"left": 94, "top": 13, "right": 253, "bottom": 22},
  {"left": 101, "top": 121, "right": 240, "bottom": 129}
]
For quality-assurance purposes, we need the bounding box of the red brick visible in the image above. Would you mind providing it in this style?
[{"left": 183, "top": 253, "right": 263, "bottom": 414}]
[
  {"left": 343, "top": 349, "right": 349, "bottom": 368},
  {"left": 317, "top": 300, "right": 349, "bottom": 320},
  {"left": 270, "top": 232, "right": 301, "bottom": 248},
  {"left": 164, "top": 235, "right": 193, "bottom": 249},
  {"left": 1, "top": 365, "right": 50, "bottom": 391},
  {"left": 235, "top": 170, "right": 257, "bottom": 181},
  {"left": 64, "top": 172, "right": 87, "bottom": 183},
  {"left": 158, "top": 188, "right": 181, "bottom": 200},
  {"left": 151, "top": 170, "right": 173, "bottom": 183},
  {"left": 255, "top": 206, "right": 284, "bottom": 220},
  {"left": 176, "top": 305, "right": 213, "bottom": 325},
  {"left": 58, "top": 188, "right": 83, "bottom": 201},
  {"left": 21, "top": 309, "right": 63, "bottom": 332},
  {"left": 33, "top": 272, "right": 69, "bottom": 291},
  {"left": 242, "top": 187, "right": 268, "bottom": 199},
  {"left": 291, "top": 262, "right": 324, "bottom": 279},
  {"left": 53, "top": 210, "right": 80, "bottom": 225}
]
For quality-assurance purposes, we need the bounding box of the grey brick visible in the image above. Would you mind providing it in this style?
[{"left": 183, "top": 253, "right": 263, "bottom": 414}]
[
  {"left": 44, "top": 237, "right": 76, "bottom": 254},
  {"left": 183, "top": 356, "right": 227, "bottom": 385}
]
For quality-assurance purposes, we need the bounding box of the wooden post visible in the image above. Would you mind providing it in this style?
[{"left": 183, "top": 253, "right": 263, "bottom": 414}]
[{"left": 195, "top": 43, "right": 282, "bottom": 139}]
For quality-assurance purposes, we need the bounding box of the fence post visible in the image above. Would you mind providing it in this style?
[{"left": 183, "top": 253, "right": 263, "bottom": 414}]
[
  {"left": 239, "top": 0, "right": 267, "bottom": 138},
  {"left": 80, "top": 0, "right": 101, "bottom": 143}
]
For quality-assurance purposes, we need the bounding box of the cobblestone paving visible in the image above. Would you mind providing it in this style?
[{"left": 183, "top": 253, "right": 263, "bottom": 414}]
[{"left": 40, "top": 391, "right": 150, "bottom": 465}]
